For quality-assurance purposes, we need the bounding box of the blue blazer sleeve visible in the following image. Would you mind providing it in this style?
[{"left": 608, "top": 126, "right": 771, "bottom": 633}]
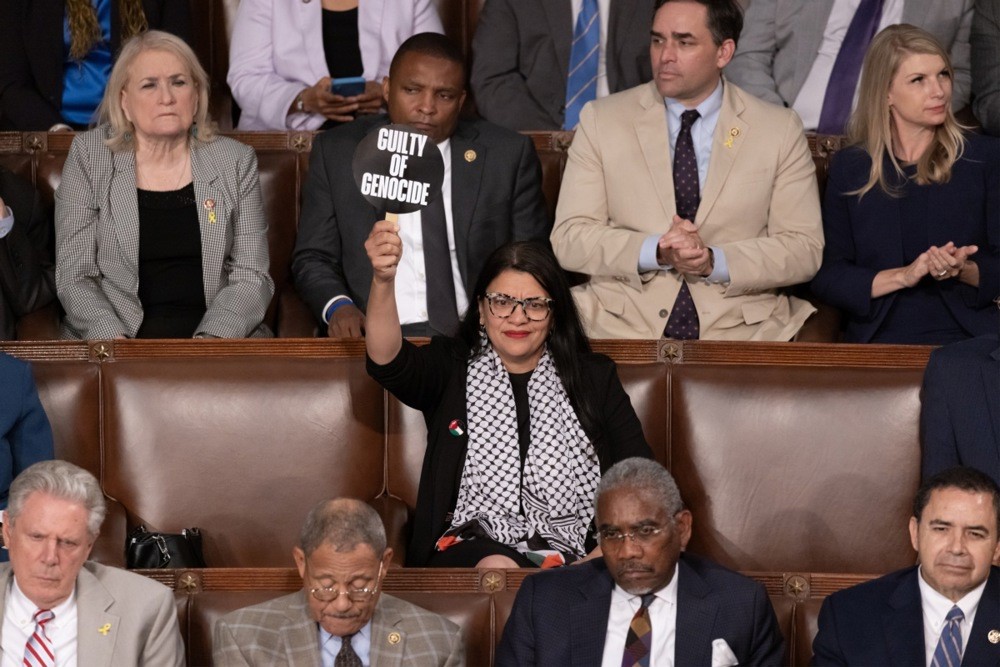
[{"left": 0, "top": 354, "right": 54, "bottom": 510}]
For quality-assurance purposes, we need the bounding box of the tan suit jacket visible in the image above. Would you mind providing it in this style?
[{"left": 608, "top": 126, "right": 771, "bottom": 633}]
[
  {"left": 551, "top": 79, "right": 824, "bottom": 340},
  {"left": 0, "top": 561, "right": 184, "bottom": 666},
  {"left": 212, "top": 590, "right": 465, "bottom": 666}
]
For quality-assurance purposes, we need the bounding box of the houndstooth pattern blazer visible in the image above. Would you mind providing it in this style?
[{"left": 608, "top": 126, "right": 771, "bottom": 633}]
[
  {"left": 212, "top": 590, "right": 465, "bottom": 666},
  {"left": 55, "top": 125, "right": 274, "bottom": 339}
]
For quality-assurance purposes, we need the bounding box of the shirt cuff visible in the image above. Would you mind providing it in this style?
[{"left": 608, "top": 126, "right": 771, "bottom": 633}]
[
  {"left": 322, "top": 295, "right": 354, "bottom": 324},
  {"left": 705, "top": 246, "right": 730, "bottom": 283},
  {"left": 638, "top": 234, "right": 672, "bottom": 272},
  {"left": 0, "top": 206, "right": 13, "bottom": 239}
]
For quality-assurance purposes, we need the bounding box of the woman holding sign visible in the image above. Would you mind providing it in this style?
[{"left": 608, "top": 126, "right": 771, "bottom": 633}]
[{"left": 366, "top": 234, "right": 652, "bottom": 568}]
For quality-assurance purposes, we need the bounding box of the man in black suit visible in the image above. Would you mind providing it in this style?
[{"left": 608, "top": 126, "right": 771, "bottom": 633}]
[
  {"left": 921, "top": 335, "right": 1000, "bottom": 486},
  {"left": 496, "top": 458, "right": 784, "bottom": 666},
  {"left": 0, "top": 167, "right": 55, "bottom": 340},
  {"left": 292, "top": 33, "right": 549, "bottom": 338},
  {"left": 812, "top": 467, "right": 1000, "bottom": 666}
]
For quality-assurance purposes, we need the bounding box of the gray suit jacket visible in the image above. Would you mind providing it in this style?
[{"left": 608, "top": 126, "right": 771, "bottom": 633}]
[
  {"left": 212, "top": 590, "right": 465, "bottom": 666},
  {"left": 54, "top": 126, "right": 274, "bottom": 339},
  {"left": 0, "top": 561, "right": 184, "bottom": 666},
  {"left": 972, "top": 0, "right": 1000, "bottom": 135},
  {"left": 470, "top": 0, "right": 655, "bottom": 130},
  {"left": 726, "top": 0, "right": 973, "bottom": 112}
]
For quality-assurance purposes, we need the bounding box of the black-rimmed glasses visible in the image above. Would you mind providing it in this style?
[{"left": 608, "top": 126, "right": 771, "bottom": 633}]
[{"left": 484, "top": 292, "right": 553, "bottom": 321}]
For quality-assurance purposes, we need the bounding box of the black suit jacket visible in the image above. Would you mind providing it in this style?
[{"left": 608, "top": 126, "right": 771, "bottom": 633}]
[
  {"left": 0, "top": 0, "right": 193, "bottom": 130},
  {"left": 495, "top": 553, "right": 784, "bottom": 667},
  {"left": 470, "top": 0, "right": 655, "bottom": 130},
  {"left": 0, "top": 168, "right": 55, "bottom": 340},
  {"left": 921, "top": 335, "right": 1000, "bottom": 485},
  {"left": 812, "top": 566, "right": 1000, "bottom": 666},
  {"left": 292, "top": 115, "right": 550, "bottom": 325}
]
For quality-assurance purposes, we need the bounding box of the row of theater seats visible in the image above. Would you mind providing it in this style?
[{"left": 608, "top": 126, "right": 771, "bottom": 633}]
[
  {"left": 0, "top": 336, "right": 928, "bottom": 665},
  {"left": 0, "top": 130, "right": 848, "bottom": 339}
]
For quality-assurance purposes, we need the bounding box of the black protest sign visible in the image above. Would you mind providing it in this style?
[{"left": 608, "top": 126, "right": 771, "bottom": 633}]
[{"left": 352, "top": 124, "right": 445, "bottom": 215}]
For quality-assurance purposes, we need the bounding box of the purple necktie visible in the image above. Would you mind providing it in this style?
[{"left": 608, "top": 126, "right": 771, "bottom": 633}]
[
  {"left": 664, "top": 109, "right": 701, "bottom": 340},
  {"left": 816, "top": 0, "right": 885, "bottom": 134}
]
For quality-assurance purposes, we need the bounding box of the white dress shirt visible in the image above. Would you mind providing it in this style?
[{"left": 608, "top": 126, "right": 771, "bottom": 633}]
[
  {"left": 601, "top": 564, "right": 679, "bottom": 667},
  {"left": 322, "top": 138, "right": 468, "bottom": 326},
  {"left": 571, "top": 0, "right": 613, "bottom": 98},
  {"left": 917, "top": 566, "right": 986, "bottom": 667},
  {"left": 792, "top": 0, "right": 905, "bottom": 130},
  {"left": 2, "top": 578, "right": 78, "bottom": 667}
]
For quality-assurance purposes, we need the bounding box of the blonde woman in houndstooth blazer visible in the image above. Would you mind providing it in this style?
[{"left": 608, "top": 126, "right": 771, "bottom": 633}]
[{"left": 55, "top": 31, "right": 273, "bottom": 339}]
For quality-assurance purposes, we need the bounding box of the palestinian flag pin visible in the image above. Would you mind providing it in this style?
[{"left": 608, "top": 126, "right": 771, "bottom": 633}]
[{"left": 448, "top": 419, "right": 465, "bottom": 437}]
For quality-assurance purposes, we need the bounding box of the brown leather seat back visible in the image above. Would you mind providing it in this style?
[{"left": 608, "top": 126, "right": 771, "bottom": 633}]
[
  {"left": 616, "top": 363, "right": 670, "bottom": 465},
  {"left": 794, "top": 597, "right": 824, "bottom": 667},
  {"left": 253, "top": 149, "right": 301, "bottom": 329},
  {"left": 100, "top": 357, "right": 386, "bottom": 566},
  {"left": 671, "top": 364, "right": 922, "bottom": 573},
  {"left": 33, "top": 151, "right": 68, "bottom": 213}
]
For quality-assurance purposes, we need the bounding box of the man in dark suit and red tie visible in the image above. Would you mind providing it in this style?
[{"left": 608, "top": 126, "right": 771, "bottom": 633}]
[
  {"left": 812, "top": 467, "right": 1000, "bottom": 666},
  {"left": 495, "top": 457, "right": 784, "bottom": 666}
]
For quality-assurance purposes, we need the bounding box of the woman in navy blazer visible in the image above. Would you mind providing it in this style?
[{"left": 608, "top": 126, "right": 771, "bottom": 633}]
[{"left": 812, "top": 25, "right": 999, "bottom": 344}]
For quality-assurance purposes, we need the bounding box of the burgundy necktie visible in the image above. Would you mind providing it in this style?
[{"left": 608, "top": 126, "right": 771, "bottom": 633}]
[
  {"left": 664, "top": 109, "right": 701, "bottom": 340},
  {"left": 816, "top": 0, "right": 885, "bottom": 134}
]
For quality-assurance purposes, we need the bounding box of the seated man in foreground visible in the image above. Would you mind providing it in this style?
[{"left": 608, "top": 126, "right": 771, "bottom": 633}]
[
  {"left": 496, "top": 457, "right": 784, "bottom": 666},
  {"left": 213, "top": 498, "right": 464, "bottom": 666},
  {"left": 0, "top": 460, "right": 184, "bottom": 665},
  {"left": 551, "top": 0, "right": 823, "bottom": 341},
  {"left": 812, "top": 466, "right": 1000, "bottom": 665}
]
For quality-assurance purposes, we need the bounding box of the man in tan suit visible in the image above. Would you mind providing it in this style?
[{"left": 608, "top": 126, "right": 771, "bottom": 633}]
[
  {"left": 0, "top": 460, "right": 184, "bottom": 666},
  {"left": 213, "top": 498, "right": 464, "bottom": 666},
  {"left": 552, "top": 0, "right": 823, "bottom": 340}
]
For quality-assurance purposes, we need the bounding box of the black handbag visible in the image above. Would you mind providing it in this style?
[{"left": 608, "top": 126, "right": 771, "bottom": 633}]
[{"left": 126, "top": 525, "right": 206, "bottom": 569}]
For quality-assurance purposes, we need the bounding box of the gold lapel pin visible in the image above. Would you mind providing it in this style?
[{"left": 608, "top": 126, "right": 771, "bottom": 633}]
[
  {"left": 388, "top": 631, "right": 401, "bottom": 645},
  {"left": 464, "top": 150, "right": 477, "bottom": 163},
  {"left": 98, "top": 623, "right": 111, "bottom": 636},
  {"left": 723, "top": 127, "right": 740, "bottom": 149},
  {"left": 988, "top": 629, "right": 1000, "bottom": 644}
]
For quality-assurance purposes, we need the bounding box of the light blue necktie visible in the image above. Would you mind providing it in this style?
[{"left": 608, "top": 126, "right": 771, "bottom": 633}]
[
  {"left": 931, "top": 605, "right": 964, "bottom": 667},
  {"left": 564, "top": 0, "right": 600, "bottom": 130}
]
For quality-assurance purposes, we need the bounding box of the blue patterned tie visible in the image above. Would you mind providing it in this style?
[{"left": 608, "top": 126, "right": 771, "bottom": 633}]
[
  {"left": 816, "top": 0, "right": 885, "bottom": 134},
  {"left": 564, "top": 0, "right": 600, "bottom": 130},
  {"left": 664, "top": 109, "right": 701, "bottom": 340},
  {"left": 931, "top": 605, "right": 964, "bottom": 667}
]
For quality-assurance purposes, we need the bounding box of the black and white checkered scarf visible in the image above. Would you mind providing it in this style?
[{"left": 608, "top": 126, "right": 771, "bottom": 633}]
[{"left": 451, "top": 343, "right": 600, "bottom": 557}]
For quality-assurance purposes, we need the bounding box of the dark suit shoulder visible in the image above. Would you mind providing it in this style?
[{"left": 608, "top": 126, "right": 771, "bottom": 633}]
[
  {"left": 823, "top": 566, "right": 918, "bottom": 610},
  {"left": 456, "top": 117, "right": 532, "bottom": 146},
  {"left": 520, "top": 558, "right": 614, "bottom": 598},
  {"left": 379, "top": 593, "right": 461, "bottom": 634},
  {"left": 0, "top": 352, "right": 31, "bottom": 384},
  {"left": 312, "top": 115, "right": 389, "bottom": 153},
  {"left": 927, "top": 334, "right": 1000, "bottom": 365},
  {"left": 680, "top": 552, "right": 768, "bottom": 595}
]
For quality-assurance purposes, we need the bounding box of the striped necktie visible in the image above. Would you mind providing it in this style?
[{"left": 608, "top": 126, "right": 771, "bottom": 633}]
[
  {"left": 931, "top": 605, "right": 964, "bottom": 667},
  {"left": 564, "top": 0, "right": 600, "bottom": 130},
  {"left": 23, "top": 608, "right": 55, "bottom": 667},
  {"left": 621, "top": 593, "right": 656, "bottom": 667}
]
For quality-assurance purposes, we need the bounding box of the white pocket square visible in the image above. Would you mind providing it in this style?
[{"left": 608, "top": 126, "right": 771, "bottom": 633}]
[{"left": 711, "top": 638, "right": 739, "bottom": 667}]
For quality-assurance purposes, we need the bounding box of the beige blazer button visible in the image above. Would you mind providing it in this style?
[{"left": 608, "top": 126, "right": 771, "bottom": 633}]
[{"left": 659, "top": 309, "right": 668, "bottom": 318}]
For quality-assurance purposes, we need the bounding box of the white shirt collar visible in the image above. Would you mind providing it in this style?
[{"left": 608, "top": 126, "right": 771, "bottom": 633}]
[
  {"left": 917, "top": 565, "right": 987, "bottom": 632},
  {"left": 612, "top": 562, "right": 680, "bottom": 611},
  {"left": 9, "top": 577, "right": 76, "bottom": 630}
]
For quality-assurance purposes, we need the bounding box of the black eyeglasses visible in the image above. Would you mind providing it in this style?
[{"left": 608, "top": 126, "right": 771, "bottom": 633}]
[
  {"left": 309, "top": 562, "right": 382, "bottom": 603},
  {"left": 484, "top": 292, "right": 553, "bottom": 321}
]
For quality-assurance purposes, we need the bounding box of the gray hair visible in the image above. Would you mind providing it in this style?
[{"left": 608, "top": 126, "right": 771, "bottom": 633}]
[
  {"left": 98, "top": 29, "right": 217, "bottom": 151},
  {"left": 7, "top": 460, "right": 107, "bottom": 539},
  {"left": 596, "top": 458, "right": 685, "bottom": 518},
  {"left": 298, "top": 498, "right": 387, "bottom": 557}
]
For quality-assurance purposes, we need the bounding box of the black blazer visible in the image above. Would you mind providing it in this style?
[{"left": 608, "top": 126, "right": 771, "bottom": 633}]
[
  {"left": 0, "top": 168, "right": 56, "bottom": 340},
  {"left": 0, "top": 0, "right": 193, "bottom": 130},
  {"left": 921, "top": 335, "right": 1000, "bottom": 484},
  {"left": 496, "top": 554, "right": 785, "bottom": 666},
  {"left": 292, "top": 114, "right": 550, "bottom": 325},
  {"left": 367, "top": 336, "right": 652, "bottom": 566},
  {"left": 812, "top": 566, "right": 1000, "bottom": 666}
]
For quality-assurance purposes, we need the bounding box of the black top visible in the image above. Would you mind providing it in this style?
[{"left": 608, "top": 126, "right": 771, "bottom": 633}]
[
  {"left": 508, "top": 370, "right": 532, "bottom": 466},
  {"left": 322, "top": 8, "right": 363, "bottom": 79},
  {"left": 367, "top": 336, "right": 653, "bottom": 566},
  {"left": 136, "top": 183, "right": 205, "bottom": 338}
]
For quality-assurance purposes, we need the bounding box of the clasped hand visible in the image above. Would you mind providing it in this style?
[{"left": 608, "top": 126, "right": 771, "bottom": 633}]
[
  {"left": 901, "top": 241, "right": 977, "bottom": 287},
  {"left": 656, "top": 215, "right": 713, "bottom": 277}
]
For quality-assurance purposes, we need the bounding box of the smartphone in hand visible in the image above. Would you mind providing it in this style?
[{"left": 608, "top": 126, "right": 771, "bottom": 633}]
[{"left": 330, "top": 76, "right": 367, "bottom": 97}]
